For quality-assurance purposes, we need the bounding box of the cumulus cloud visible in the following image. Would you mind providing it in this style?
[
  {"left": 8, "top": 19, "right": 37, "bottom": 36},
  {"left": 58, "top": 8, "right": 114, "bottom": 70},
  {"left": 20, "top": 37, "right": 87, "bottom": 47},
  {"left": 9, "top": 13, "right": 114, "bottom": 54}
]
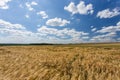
[
  {"left": 90, "top": 21, "right": 120, "bottom": 42},
  {"left": 96, "top": 21, "right": 120, "bottom": 33},
  {"left": 0, "top": 19, "right": 26, "bottom": 29},
  {"left": 64, "top": 2, "right": 78, "bottom": 15},
  {"left": 25, "top": 1, "right": 38, "bottom": 11},
  {"left": 0, "top": 19, "right": 33, "bottom": 37},
  {"left": 90, "top": 32, "right": 116, "bottom": 42},
  {"left": 77, "top": 1, "right": 93, "bottom": 15},
  {"left": 0, "top": 0, "right": 11, "bottom": 9},
  {"left": 0, "top": 19, "right": 89, "bottom": 43},
  {"left": 64, "top": 1, "right": 94, "bottom": 15},
  {"left": 46, "top": 17, "right": 70, "bottom": 26},
  {"left": 37, "top": 26, "right": 57, "bottom": 35},
  {"left": 37, "top": 11, "right": 48, "bottom": 19},
  {"left": 37, "top": 26, "right": 89, "bottom": 41},
  {"left": 97, "top": 8, "right": 120, "bottom": 18},
  {"left": 0, "top": 19, "right": 38, "bottom": 43}
]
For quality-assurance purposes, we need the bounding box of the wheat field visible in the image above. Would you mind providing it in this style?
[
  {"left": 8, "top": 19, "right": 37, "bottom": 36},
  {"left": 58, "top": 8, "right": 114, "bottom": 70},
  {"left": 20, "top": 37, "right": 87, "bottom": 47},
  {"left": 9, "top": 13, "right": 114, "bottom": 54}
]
[{"left": 0, "top": 43, "right": 120, "bottom": 80}]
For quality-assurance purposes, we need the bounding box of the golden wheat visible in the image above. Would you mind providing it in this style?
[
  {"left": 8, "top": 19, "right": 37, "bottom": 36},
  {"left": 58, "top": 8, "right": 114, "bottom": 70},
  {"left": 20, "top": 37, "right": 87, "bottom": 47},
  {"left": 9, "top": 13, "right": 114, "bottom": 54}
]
[{"left": 0, "top": 44, "right": 120, "bottom": 80}]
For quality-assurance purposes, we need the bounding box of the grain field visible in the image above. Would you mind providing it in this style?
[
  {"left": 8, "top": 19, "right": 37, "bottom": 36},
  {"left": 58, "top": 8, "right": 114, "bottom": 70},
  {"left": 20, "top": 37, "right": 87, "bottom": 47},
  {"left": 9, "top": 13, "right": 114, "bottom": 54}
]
[{"left": 0, "top": 43, "right": 120, "bottom": 80}]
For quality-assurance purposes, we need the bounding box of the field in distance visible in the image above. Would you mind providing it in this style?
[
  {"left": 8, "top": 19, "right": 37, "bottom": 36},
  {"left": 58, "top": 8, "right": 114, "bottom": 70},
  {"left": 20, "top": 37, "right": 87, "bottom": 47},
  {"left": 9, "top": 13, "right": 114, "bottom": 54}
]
[{"left": 0, "top": 43, "right": 120, "bottom": 80}]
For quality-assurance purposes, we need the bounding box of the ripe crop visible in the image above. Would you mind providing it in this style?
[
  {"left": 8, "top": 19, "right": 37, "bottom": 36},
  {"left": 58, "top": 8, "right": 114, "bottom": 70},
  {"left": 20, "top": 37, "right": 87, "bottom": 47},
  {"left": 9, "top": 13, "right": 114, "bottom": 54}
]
[{"left": 0, "top": 43, "right": 120, "bottom": 80}]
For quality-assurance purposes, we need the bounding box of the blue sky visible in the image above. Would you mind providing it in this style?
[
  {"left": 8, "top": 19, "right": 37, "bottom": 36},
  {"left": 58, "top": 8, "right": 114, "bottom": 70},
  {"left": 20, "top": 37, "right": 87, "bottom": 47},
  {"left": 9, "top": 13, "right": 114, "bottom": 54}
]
[{"left": 0, "top": 0, "right": 120, "bottom": 43}]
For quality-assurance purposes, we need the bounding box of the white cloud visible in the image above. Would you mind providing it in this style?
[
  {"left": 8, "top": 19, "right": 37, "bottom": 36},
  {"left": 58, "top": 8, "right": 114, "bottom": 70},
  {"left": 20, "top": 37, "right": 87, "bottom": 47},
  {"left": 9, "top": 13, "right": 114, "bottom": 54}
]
[
  {"left": 25, "top": 1, "right": 38, "bottom": 11},
  {"left": 117, "top": 38, "right": 120, "bottom": 41},
  {"left": 25, "top": 14, "right": 30, "bottom": 18},
  {"left": 25, "top": 2, "right": 33, "bottom": 11},
  {"left": 77, "top": 1, "right": 93, "bottom": 15},
  {"left": 117, "top": 21, "right": 120, "bottom": 26},
  {"left": 31, "top": 1, "right": 38, "bottom": 5},
  {"left": 96, "top": 26, "right": 116, "bottom": 33},
  {"left": 0, "top": 19, "right": 33, "bottom": 41},
  {"left": 64, "top": 2, "right": 78, "bottom": 15},
  {"left": 37, "top": 26, "right": 57, "bottom": 35},
  {"left": 0, "top": 19, "right": 89, "bottom": 43},
  {"left": 90, "top": 21, "right": 120, "bottom": 42},
  {"left": 97, "top": 8, "right": 120, "bottom": 18},
  {"left": 94, "top": 32, "right": 116, "bottom": 38},
  {"left": 90, "top": 26, "right": 97, "bottom": 32},
  {"left": 0, "top": 19, "right": 25, "bottom": 29},
  {"left": 90, "top": 32, "right": 116, "bottom": 42},
  {"left": 64, "top": 1, "right": 93, "bottom": 15},
  {"left": 0, "top": 0, "right": 11, "bottom": 9},
  {"left": 96, "top": 21, "right": 120, "bottom": 33},
  {"left": 46, "top": 17, "right": 70, "bottom": 26},
  {"left": 37, "top": 11, "right": 48, "bottom": 19},
  {"left": 0, "top": 19, "right": 38, "bottom": 43},
  {"left": 37, "top": 26, "right": 89, "bottom": 41},
  {"left": 91, "top": 28, "right": 97, "bottom": 32}
]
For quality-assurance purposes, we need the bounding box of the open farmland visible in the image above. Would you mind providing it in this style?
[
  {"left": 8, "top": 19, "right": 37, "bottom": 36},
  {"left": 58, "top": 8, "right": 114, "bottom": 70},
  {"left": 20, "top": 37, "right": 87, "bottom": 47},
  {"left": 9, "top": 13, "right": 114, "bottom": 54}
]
[{"left": 0, "top": 43, "right": 120, "bottom": 80}]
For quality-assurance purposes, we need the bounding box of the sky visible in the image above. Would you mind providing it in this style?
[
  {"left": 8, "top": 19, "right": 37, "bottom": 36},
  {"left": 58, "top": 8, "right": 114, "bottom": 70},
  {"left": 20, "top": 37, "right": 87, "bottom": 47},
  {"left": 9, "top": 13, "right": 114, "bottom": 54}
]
[{"left": 0, "top": 0, "right": 120, "bottom": 43}]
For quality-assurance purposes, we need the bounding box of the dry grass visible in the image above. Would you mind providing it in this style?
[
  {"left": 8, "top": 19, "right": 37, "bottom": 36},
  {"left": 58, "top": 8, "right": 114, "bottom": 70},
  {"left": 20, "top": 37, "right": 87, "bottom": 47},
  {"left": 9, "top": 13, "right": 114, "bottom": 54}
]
[{"left": 0, "top": 43, "right": 120, "bottom": 80}]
